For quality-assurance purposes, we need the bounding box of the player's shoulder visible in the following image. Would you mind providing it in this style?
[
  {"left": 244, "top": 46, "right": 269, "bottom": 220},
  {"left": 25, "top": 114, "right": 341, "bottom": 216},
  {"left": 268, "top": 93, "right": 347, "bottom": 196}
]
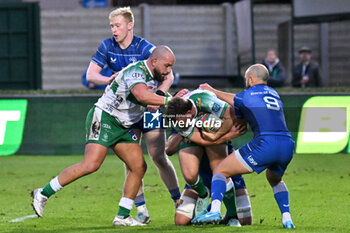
[
  {"left": 101, "top": 37, "right": 115, "bottom": 47},
  {"left": 185, "top": 89, "right": 214, "bottom": 100},
  {"left": 234, "top": 89, "right": 245, "bottom": 101},
  {"left": 133, "top": 36, "right": 154, "bottom": 48},
  {"left": 123, "top": 60, "right": 148, "bottom": 77},
  {"left": 124, "top": 60, "right": 144, "bottom": 71}
]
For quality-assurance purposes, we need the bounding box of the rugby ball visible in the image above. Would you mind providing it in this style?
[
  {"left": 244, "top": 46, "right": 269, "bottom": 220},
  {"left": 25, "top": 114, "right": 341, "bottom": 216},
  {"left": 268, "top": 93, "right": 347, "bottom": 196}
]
[{"left": 197, "top": 113, "right": 223, "bottom": 133}]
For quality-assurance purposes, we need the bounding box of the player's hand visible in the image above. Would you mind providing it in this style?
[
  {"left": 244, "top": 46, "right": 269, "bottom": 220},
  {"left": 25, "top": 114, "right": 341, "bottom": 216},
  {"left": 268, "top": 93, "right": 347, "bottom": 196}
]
[
  {"left": 175, "top": 89, "right": 189, "bottom": 97},
  {"left": 199, "top": 83, "right": 215, "bottom": 92},
  {"left": 108, "top": 72, "right": 119, "bottom": 84},
  {"left": 232, "top": 122, "right": 248, "bottom": 136},
  {"left": 183, "top": 138, "right": 191, "bottom": 144},
  {"left": 147, "top": 105, "right": 160, "bottom": 111}
]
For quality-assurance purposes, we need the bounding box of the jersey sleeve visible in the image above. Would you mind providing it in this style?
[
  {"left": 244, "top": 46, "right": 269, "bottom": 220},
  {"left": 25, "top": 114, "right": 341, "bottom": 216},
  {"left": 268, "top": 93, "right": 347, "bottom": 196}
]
[
  {"left": 124, "top": 67, "right": 147, "bottom": 91},
  {"left": 200, "top": 93, "right": 228, "bottom": 119},
  {"left": 233, "top": 92, "right": 244, "bottom": 119},
  {"left": 91, "top": 39, "right": 109, "bottom": 68},
  {"left": 140, "top": 39, "right": 155, "bottom": 59},
  {"left": 175, "top": 125, "right": 194, "bottom": 138}
]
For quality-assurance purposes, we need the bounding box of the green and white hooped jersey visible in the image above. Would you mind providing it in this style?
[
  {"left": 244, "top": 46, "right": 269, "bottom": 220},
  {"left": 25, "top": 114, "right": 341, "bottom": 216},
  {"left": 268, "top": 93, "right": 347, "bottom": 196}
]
[
  {"left": 176, "top": 89, "right": 228, "bottom": 138},
  {"left": 95, "top": 60, "right": 158, "bottom": 128}
]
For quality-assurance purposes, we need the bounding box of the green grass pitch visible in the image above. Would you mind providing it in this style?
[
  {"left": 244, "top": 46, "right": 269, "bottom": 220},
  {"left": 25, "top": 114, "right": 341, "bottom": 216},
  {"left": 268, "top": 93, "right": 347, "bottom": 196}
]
[{"left": 1, "top": 153, "right": 350, "bottom": 233}]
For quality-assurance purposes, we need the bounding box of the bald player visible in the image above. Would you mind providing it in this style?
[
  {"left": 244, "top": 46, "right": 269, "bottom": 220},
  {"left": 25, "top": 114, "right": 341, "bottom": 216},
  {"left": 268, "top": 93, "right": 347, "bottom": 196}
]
[
  {"left": 32, "top": 46, "right": 178, "bottom": 227},
  {"left": 193, "top": 64, "right": 296, "bottom": 229}
]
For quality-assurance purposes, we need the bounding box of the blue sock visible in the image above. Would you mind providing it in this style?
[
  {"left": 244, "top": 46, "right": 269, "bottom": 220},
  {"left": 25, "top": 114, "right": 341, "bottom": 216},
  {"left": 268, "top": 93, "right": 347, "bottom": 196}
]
[
  {"left": 134, "top": 193, "right": 146, "bottom": 207},
  {"left": 273, "top": 182, "right": 290, "bottom": 214},
  {"left": 211, "top": 174, "right": 227, "bottom": 203},
  {"left": 169, "top": 188, "right": 181, "bottom": 201}
]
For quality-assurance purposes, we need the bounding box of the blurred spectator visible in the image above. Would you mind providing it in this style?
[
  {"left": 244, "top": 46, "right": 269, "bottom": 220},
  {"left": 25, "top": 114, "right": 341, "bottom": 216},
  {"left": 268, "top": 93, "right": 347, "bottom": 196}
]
[
  {"left": 292, "top": 46, "right": 322, "bottom": 88},
  {"left": 82, "top": 63, "right": 112, "bottom": 90},
  {"left": 262, "top": 49, "right": 286, "bottom": 87}
]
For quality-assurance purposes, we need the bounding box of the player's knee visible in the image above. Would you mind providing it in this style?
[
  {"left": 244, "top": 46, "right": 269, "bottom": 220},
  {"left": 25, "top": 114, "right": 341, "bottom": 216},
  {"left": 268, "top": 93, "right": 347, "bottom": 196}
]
[
  {"left": 183, "top": 173, "right": 198, "bottom": 185},
  {"left": 130, "top": 160, "right": 147, "bottom": 176},
  {"left": 81, "top": 161, "right": 101, "bottom": 174},
  {"left": 175, "top": 192, "right": 196, "bottom": 225},
  {"left": 174, "top": 213, "right": 191, "bottom": 225},
  {"left": 266, "top": 169, "right": 282, "bottom": 187},
  {"left": 151, "top": 154, "right": 168, "bottom": 168},
  {"left": 182, "top": 169, "right": 198, "bottom": 184}
]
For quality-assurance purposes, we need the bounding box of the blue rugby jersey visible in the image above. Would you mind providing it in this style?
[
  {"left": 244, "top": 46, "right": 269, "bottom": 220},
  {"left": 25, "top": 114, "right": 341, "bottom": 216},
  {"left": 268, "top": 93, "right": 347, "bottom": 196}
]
[
  {"left": 91, "top": 35, "right": 155, "bottom": 73},
  {"left": 234, "top": 84, "right": 291, "bottom": 137}
]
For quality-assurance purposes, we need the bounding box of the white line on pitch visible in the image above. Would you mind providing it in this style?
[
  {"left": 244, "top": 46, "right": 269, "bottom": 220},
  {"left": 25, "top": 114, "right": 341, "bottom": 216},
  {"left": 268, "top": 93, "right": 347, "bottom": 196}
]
[{"left": 9, "top": 214, "right": 38, "bottom": 222}]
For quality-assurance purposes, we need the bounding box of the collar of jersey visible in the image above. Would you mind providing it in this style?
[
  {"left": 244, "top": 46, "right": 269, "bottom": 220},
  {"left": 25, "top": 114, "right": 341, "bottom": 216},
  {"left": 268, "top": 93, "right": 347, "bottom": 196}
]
[
  {"left": 111, "top": 35, "right": 136, "bottom": 51},
  {"left": 142, "top": 60, "right": 154, "bottom": 80}
]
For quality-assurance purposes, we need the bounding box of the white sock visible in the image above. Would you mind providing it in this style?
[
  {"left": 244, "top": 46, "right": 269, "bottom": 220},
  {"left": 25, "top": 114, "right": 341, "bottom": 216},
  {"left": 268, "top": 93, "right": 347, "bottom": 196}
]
[
  {"left": 282, "top": 212, "right": 292, "bottom": 224},
  {"left": 50, "top": 176, "right": 63, "bottom": 192},
  {"left": 226, "top": 178, "right": 234, "bottom": 192},
  {"left": 210, "top": 199, "right": 222, "bottom": 213},
  {"left": 119, "top": 197, "right": 134, "bottom": 210}
]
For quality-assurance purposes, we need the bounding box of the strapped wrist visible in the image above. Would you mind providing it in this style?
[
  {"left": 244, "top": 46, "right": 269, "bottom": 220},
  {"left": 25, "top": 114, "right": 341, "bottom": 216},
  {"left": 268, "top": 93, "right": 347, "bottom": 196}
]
[{"left": 165, "top": 96, "right": 172, "bottom": 105}]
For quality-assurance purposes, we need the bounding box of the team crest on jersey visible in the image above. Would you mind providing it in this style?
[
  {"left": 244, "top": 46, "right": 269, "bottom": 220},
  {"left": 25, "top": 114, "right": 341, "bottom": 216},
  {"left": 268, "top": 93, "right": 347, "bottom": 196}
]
[
  {"left": 129, "top": 57, "right": 137, "bottom": 63},
  {"left": 102, "top": 133, "right": 109, "bottom": 142}
]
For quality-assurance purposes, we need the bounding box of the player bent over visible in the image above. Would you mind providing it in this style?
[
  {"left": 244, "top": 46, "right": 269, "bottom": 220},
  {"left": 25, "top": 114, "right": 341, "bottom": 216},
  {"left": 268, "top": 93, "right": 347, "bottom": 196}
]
[
  {"left": 193, "top": 64, "right": 296, "bottom": 229},
  {"left": 166, "top": 133, "right": 252, "bottom": 226},
  {"left": 165, "top": 89, "right": 239, "bottom": 221},
  {"left": 31, "top": 46, "right": 179, "bottom": 226}
]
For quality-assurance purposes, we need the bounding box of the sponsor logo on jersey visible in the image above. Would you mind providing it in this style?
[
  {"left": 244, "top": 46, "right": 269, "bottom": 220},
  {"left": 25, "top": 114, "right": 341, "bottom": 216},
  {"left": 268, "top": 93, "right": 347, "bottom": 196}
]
[
  {"left": 102, "top": 123, "right": 111, "bottom": 129},
  {"left": 128, "top": 130, "right": 138, "bottom": 141},
  {"left": 212, "top": 103, "right": 221, "bottom": 113},
  {"left": 110, "top": 57, "right": 117, "bottom": 63},
  {"left": 247, "top": 155, "right": 258, "bottom": 166},
  {"left": 132, "top": 72, "right": 144, "bottom": 79}
]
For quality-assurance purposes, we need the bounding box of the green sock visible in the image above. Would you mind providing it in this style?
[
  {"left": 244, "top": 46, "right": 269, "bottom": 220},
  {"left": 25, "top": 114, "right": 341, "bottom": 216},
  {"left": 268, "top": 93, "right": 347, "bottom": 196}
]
[
  {"left": 41, "top": 183, "right": 55, "bottom": 198},
  {"left": 189, "top": 176, "right": 207, "bottom": 198},
  {"left": 117, "top": 206, "right": 130, "bottom": 218},
  {"left": 223, "top": 187, "right": 237, "bottom": 217}
]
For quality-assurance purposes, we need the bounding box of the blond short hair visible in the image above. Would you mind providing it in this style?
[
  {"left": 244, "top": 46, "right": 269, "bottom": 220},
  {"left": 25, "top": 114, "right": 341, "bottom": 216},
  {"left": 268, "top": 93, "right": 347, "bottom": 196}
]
[{"left": 109, "top": 6, "right": 134, "bottom": 23}]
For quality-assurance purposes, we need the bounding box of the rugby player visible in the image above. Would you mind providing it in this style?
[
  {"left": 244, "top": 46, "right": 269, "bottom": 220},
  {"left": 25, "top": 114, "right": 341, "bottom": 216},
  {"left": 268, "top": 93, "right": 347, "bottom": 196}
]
[
  {"left": 192, "top": 64, "right": 296, "bottom": 229},
  {"left": 165, "top": 89, "right": 245, "bottom": 224},
  {"left": 165, "top": 133, "right": 252, "bottom": 226},
  {"left": 32, "top": 46, "right": 180, "bottom": 226},
  {"left": 86, "top": 7, "right": 181, "bottom": 223}
]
